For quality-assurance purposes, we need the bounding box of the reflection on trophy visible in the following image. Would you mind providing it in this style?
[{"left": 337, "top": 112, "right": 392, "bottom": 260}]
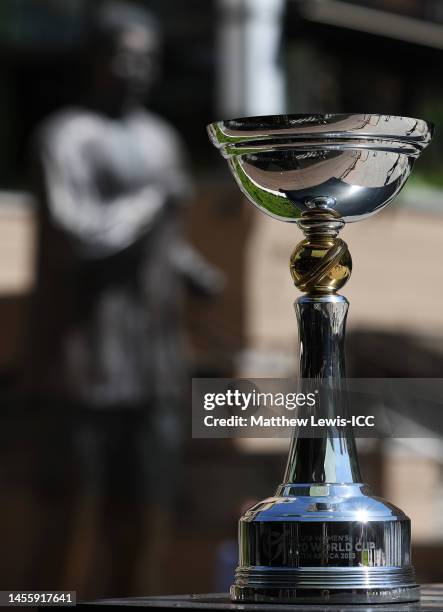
[{"left": 208, "top": 114, "right": 433, "bottom": 604}]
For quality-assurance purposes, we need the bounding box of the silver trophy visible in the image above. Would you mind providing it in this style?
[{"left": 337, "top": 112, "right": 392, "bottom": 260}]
[{"left": 208, "top": 114, "right": 433, "bottom": 605}]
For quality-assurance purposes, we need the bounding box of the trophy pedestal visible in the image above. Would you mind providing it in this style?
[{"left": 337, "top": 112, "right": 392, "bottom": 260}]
[{"left": 231, "top": 483, "right": 419, "bottom": 605}]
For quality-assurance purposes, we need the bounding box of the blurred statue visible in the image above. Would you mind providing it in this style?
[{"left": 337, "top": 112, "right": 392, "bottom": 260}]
[{"left": 26, "top": 0, "right": 222, "bottom": 596}]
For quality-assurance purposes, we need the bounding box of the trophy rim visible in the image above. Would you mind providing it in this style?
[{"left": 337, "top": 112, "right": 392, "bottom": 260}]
[{"left": 208, "top": 113, "right": 434, "bottom": 158}]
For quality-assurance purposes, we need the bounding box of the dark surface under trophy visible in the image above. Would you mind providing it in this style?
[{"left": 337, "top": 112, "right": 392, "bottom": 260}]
[{"left": 208, "top": 114, "right": 434, "bottom": 605}]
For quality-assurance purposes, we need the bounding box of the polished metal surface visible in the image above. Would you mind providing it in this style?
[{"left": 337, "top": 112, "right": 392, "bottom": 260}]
[
  {"left": 290, "top": 215, "right": 352, "bottom": 295},
  {"left": 232, "top": 482, "right": 417, "bottom": 604},
  {"left": 284, "top": 295, "right": 361, "bottom": 484},
  {"left": 208, "top": 113, "right": 433, "bottom": 223},
  {"left": 230, "top": 294, "right": 418, "bottom": 604},
  {"left": 207, "top": 113, "right": 433, "bottom": 604}
]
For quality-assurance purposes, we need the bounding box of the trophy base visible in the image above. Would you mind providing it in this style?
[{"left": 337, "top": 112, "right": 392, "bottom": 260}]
[{"left": 231, "top": 483, "right": 419, "bottom": 605}]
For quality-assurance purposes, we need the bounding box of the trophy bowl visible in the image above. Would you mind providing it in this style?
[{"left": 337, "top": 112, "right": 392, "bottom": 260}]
[
  {"left": 208, "top": 113, "right": 433, "bottom": 223},
  {"left": 207, "top": 113, "right": 434, "bottom": 605}
]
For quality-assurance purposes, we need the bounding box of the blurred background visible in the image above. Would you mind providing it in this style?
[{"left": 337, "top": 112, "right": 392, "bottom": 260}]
[{"left": 1, "top": 0, "right": 443, "bottom": 600}]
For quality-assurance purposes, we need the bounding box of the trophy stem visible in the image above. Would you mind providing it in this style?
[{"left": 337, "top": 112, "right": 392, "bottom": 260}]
[
  {"left": 283, "top": 210, "right": 361, "bottom": 484},
  {"left": 283, "top": 294, "right": 362, "bottom": 484}
]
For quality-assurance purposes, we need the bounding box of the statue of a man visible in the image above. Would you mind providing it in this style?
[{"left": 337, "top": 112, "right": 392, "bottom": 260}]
[
  {"left": 25, "top": 1, "right": 221, "bottom": 594},
  {"left": 28, "top": 1, "right": 220, "bottom": 406}
]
